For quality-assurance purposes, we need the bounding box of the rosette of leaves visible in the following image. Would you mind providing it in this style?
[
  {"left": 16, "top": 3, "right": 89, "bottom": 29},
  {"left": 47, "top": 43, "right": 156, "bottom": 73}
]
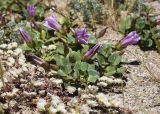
[
  {"left": 19, "top": 24, "right": 125, "bottom": 87},
  {"left": 119, "top": 4, "right": 160, "bottom": 52}
]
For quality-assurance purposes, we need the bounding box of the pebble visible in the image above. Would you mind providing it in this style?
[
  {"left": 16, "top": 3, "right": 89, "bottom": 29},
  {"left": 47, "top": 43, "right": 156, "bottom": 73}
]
[
  {"left": 86, "top": 100, "right": 98, "bottom": 107},
  {"left": 23, "top": 91, "right": 37, "bottom": 97},
  {"left": 6, "top": 57, "right": 15, "bottom": 66},
  {"left": 0, "top": 44, "right": 7, "bottom": 49},
  {"left": 50, "top": 78, "right": 63, "bottom": 87},
  {"left": 37, "top": 98, "right": 47, "bottom": 111},
  {"left": 33, "top": 81, "right": 45, "bottom": 87},
  {"left": 66, "top": 86, "right": 76, "bottom": 94},
  {"left": 96, "top": 93, "right": 111, "bottom": 107}
]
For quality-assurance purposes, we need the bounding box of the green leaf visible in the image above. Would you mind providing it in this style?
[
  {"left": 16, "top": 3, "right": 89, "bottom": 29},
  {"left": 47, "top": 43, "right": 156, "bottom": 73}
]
[
  {"left": 19, "top": 44, "right": 32, "bottom": 51},
  {"left": 62, "top": 64, "right": 72, "bottom": 74},
  {"left": 58, "top": 69, "right": 68, "bottom": 77},
  {"left": 105, "top": 66, "right": 116, "bottom": 76},
  {"left": 97, "top": 54, "right": 105, "bottom": 65},
  {"left": 69, "top": 50, "right": 81, "bottom": 62},
  {"left": 67, "top": 34, "right": 76, "bottom": 43},
  {"left": 88, "top": 36, "right": 97, "bottom": 44},
  {"left": 117, "top": 67, "right": 126, "bottom": 74},
  {"left": 87, "top": 69, "right": 99, "bottom": 83},
  {"left": 135, "top": 18, "right": 145, "bottom": 30},
  {"left": 88, "top": 64, "right": 95, "bottom": 71},
  {"left": 119, "top": 16, "right": 132, "bottom": 34},
  {"left": 56, "top": 44, "right": 64, "bottom": 55},
  {"left": 88, "top": 75, "right": 99, "bottom": 83},
  {"left": 147, "top": 39, "right": 153, "bottom": 47},
  {"left": 108, "top": 54, "right": 122, "bottom": 66},
  {"left": 74, "top": 61, "right": 81, "bottom": 70},
  {"left": 81, "top": 62, "right": 88, "bottom": 72}
]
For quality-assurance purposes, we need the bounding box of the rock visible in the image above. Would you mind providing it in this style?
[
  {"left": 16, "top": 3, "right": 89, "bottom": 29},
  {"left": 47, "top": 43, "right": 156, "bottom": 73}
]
[
  {"left": 6, "top": 57, "right": 15, "bottom": 66},
  {"left": 0, "top": 44, "right": 7, "bottom": 49},
  {"left": 96, "top": 93, "right": 111, "bottom": 107},
  {"left": 66, "top": 86, "right": 76, "bottom": 94},
  {"left": 88, "top": 85, "right": 99, "bottom": 93},
  {"left": 9, "top": 100, "right": 17, "bottom": 108},
  {"left": 23, "top": 91, "right": 37, "bottom": 97},
  {"left": 50, "top": 78, "right": 63, "bottom": 87},
  {"left": 50, "top": 95, "right": 67, "bottom": 113},
  {"left": 33, "top": 81, "right": 45, "bottom": 87},
  {"left": 1, "top": 88, "right": 19, "bottom": 99},
  {"left": 86, "top": 100, "right": 98, "bottom": 107},
  {"left": 37, "top": 98, "right": 47, "bottom": 111}
]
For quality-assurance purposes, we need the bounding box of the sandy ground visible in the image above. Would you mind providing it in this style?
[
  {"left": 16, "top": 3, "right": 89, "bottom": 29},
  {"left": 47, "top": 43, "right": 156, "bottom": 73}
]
[{"left": 0, "top": 0, "right": 160, "bottom": 114}]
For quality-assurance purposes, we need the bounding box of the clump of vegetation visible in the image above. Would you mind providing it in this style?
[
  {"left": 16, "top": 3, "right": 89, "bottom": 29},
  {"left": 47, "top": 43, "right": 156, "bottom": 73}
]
[
  {"left": 18, "top": 4, "right": 140, "bottom": 87},
  {"left": 119, "top": 4, "right": 160, "bottom": 52},
  {"left": 70, "top": 0, "right": 105, "bottom": 26}
]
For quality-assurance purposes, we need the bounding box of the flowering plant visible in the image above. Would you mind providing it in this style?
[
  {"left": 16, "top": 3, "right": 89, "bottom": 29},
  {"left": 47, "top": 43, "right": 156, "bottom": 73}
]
[{"left": 18, "top": 6, "right": 140, "bottom": 86}]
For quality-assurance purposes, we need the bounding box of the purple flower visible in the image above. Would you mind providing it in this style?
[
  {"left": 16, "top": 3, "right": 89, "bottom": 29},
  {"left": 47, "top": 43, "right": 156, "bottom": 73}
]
[
  {"left": 43, "top": 16, "right": 61, "bottom": 31},
  {"left": 27, "top": 5, "right": 36, "bottom": 18},
  {"left": 83, "top": 44, "right": 102, "bottom": 60},
  {"left": 75, "top": 28, "right": 91, "bottom": 44},
  {"left": 0, "top": 14, "right": 5, "bottom": 25},
  {"left": 19, "top": 28, "right": 33, "bottom": 46},
  {"left": 26, "top": 54, "right": 50, "bottom": 69},
  {"left": 120, "top": 31, "right": 141, "bottom": 47},
  {"left": 27, "top": 54, "right": 45, "bottom": 65}
]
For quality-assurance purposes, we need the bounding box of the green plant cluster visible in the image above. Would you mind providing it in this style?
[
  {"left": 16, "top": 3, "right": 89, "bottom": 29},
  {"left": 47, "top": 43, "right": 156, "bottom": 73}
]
[
  {"left": 119, "top": 4, "right": 160, "bottom": 52},
  {"left": 70, "top": 0, "right": 104, "bottom": 24},
  {"left": 20, "top": 22, "right": 125, "bottom": 86},
  {"left": 0, "top": 0, "right": 45, "bottom": 21}
]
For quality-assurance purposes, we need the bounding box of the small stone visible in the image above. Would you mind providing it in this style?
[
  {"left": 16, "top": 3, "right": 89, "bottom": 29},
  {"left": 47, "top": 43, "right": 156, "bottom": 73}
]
[
  {"left": 49, "top": 107, "right": 57, "bottom": 113},
  {"left": 7, "top": 57, "right": 15, "bottom": 66},
  {"left": 50, "top": 78, "right": 63, "bottom": 86},
  {"left": 86, "top": 100, "right": 98, "bottom": 107},
  {"left": 97, "top": 82, "right": 108, "bottom": 87},
  {"left": 0, "top": 49, "right": 3, "bottom": 54},
  {"left": 0, "top": 81, "right": 3, "bottom": 90},
  {"left": 0, "top": 44, "right": 7, "bottom": 49},
  {"left": 88, "top": 85, "right": 98, "bottom": 93},
  {"left": 39, "top": 90, "right": 46, "bottom": 96},
  {"left": 9, "top": 100, "right": 17, "bottom": 108},
  {"left": 96, "top": 93, "right": 111, "bottom": 107},
  {"left": 23, "top": 91, "right": 37, "bottom": 97},
  {"left": 33, "top": 81, "right": 44, "bottom": 87},
  {"left": 67, "top": 97, "right": 78, "bottom": 107},
  {"left": 11, "top": 42, "right": 18, "bottom": 48},
  {"left": 1, "top": 88, "right": 19, "bottom": 98},
  {"left": 66, "top": 86, "right": 76, "bottom": 94},
  {"left": 81, "top": 94, "right": 95, "bottom": 99},
  {"left": 56, "top": 103, "right": 67, "bottom": 113},
  {"left": 51, "top": 95, "right": 62, "bottom": 107},
  {"left": 37, "top": 98, "right": 47, "bottom": 111},
  {"left": 7, "top": 50, "right": 13, "bottom": 55},
  {"left": 14, "top": 48, "right": 22, "bottom": 56},
  {"left": 7, "top": 44, "right": 13, "bottom": 50}
]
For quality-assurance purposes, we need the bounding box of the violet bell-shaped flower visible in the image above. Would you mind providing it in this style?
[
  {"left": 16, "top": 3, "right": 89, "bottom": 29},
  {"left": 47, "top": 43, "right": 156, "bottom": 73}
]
[
  {"left": 0, "top": 14, "right": 5, "bottom": 25},
  {"left": 43, "top": 16, "right": 61, "bottom": 31},
  {"left": 116, "top": 31, "right": 141, "bottom": 50},
  {"left": 19, "top": 28, "right": 33, "bottom": 47},
  {"left": 26, "top": 54, "right": 50, "bottom": 69},
  {"left": 83, "top": 43, "right": 102, "bottom": 60},
  {"left": 75, "top": 28, "right": 91, "bottom": 44},
  {"left": 27, "top": 5, "right": 36, "bottom": 18}
]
